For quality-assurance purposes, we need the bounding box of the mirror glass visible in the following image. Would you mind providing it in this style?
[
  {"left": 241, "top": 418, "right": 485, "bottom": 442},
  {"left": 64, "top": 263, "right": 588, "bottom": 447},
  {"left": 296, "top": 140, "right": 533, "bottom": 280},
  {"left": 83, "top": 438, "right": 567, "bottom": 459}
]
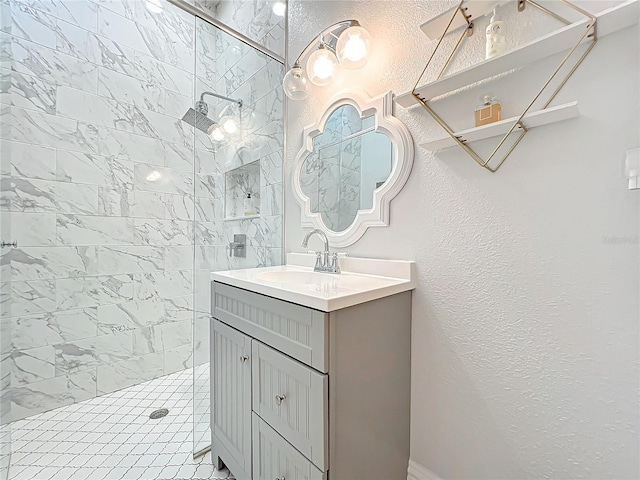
[{"left": 299, "top": 105, "right": 394, "bottom": 233}]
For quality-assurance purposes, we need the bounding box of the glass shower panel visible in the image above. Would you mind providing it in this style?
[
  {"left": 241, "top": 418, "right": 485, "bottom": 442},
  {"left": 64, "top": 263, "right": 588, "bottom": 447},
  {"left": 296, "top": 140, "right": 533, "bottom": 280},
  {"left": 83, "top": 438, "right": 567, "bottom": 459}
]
[
  {"left": 192, "top": 17, "right": 285, "bottom": 454},
  {"left": 0, "top": 1, "right": 12, "bottom": 475}
]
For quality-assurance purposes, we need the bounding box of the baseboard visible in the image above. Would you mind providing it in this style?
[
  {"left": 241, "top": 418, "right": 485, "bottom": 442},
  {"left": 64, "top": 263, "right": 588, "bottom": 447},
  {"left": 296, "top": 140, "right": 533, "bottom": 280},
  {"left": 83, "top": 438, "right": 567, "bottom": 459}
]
[{"left": 407, "top": 459, "right": 443, "bottom": 480}]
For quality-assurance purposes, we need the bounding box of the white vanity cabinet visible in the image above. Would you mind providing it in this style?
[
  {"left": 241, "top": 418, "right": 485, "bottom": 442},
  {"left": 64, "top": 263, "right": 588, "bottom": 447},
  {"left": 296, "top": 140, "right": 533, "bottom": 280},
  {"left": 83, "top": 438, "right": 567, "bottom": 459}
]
[{"left": 210, "top": 277, "right": 412, "bottom": 480}]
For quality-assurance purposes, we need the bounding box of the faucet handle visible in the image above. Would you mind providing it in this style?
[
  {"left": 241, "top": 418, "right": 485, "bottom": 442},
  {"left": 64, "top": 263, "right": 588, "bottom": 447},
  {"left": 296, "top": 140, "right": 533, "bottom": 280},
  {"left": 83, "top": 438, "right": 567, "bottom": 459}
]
[{"left": 313, "top": 251, "right": 322, "bottom": 269}]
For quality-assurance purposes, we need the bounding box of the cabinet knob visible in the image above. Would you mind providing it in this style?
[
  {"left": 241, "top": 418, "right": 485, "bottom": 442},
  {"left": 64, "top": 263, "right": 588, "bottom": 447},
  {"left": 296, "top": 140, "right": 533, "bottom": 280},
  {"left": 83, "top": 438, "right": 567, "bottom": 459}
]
[
  {"left": 275, "top": 477, "right": 286, "bottom": 480},
  {"left": 240, "top": 355, "right": 249, "bottom": 362},
  {"left": 275, "top": 394, "right": 286, "bottom": 406}
]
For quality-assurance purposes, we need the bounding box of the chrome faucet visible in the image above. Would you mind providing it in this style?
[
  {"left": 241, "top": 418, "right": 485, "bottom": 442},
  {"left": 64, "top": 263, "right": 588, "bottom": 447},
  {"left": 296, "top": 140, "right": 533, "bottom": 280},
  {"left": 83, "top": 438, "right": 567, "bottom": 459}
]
[{"left": 301, "top": 229, "right": 340, "bottom": 273}]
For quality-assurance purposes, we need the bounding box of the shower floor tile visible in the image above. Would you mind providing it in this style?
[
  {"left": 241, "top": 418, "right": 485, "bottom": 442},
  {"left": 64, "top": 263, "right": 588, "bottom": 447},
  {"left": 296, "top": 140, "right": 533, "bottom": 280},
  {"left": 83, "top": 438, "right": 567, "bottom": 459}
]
[{"left": 8, "top": 367, "right": 234, "bottom": 480}]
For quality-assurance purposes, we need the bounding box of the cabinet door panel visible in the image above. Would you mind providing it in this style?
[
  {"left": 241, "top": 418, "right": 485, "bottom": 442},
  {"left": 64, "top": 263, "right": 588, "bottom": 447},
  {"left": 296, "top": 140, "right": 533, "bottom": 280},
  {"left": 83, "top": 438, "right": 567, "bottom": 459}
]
[
  {"left": 252, "top": 341, "right": 328, "bottom": 471},
  {"left": 252, "top": 414, "right": 326, "bottom": 480},
  {"left": 212, "top": 320, "right": 252, "bottom": 477}
]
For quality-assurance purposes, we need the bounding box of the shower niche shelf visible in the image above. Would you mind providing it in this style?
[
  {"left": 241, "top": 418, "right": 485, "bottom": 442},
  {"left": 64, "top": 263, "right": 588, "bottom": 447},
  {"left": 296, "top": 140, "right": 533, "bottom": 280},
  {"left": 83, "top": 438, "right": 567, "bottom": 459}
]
[
  {"left": 224, "top": 160, "right": 261, "bottom": 221},
  {"left": 395, "top": 0, "right": 640, "bottom": 172}
]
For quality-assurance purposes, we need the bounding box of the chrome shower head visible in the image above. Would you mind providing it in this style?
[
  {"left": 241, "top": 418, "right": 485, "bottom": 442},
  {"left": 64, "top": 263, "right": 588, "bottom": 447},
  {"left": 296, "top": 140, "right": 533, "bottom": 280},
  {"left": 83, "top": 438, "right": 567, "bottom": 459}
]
[{"left": 181, "top": 107, "right": 215, "bottom": 134}]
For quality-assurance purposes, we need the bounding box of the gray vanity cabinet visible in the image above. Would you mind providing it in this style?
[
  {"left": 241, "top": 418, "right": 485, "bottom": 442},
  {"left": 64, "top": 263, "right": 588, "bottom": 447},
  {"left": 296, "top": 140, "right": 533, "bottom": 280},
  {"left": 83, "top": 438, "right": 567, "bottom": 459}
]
[{"left": 210, "top": 280, "right": 411, "bottom": 480}]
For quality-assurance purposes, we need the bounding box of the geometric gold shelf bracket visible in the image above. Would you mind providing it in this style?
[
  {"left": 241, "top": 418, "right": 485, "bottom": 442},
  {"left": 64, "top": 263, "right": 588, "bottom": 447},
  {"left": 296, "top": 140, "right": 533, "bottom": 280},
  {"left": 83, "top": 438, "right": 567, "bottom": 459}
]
[{"left": 412, "top": 0, "right": 597, "bottom": 172}]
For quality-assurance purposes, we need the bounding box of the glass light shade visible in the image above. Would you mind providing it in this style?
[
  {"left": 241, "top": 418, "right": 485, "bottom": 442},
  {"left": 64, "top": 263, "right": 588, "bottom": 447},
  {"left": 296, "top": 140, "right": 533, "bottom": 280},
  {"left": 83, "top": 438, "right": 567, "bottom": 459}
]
[
  {"left": 336, "top": 26, "right": 371, "bottom": 69},
  {"left": 207, "top": 124, "right": 225, "bottom": 142},
  {"left": 145, "top": 0, "right": 164, "bottom": 14},
  {"left": 283, "top": 65, "right": 309, "bottom": 100},
  {"left": 307, "top": 48, "right": 338, "bottom": 86},
  {"left": 272, "top": 1, "right": 286, "bottom": 17},
  {"left": 220, "top": 115, "right": 238, "bottom": 134}
]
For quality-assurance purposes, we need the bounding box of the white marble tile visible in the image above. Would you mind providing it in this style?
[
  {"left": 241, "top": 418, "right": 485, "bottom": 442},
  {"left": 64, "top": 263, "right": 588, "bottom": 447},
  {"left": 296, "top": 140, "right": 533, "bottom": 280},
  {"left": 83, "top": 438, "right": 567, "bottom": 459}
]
[
  {"left": 259, "top": 182, "right": 282, "bottom": 217},
  {"left": 10, "top": 35, "right": 98, "bottom": 93},
  {"left": 134, "top": 218, "right": 193, "bottom": 245},
  {"left": 97, "top": 186, "right": 131, "bottom": 216},
  {"left": 4, "top": 67, "right": 57, "bottom": 114},
  {"left": 11, "top": 369, "right": 96, "bottom": 421},
  {"left": 4, "top": 176, "right": 99, "bottom": 214},
  {"left": 11, "top": 345, "right": 56, "bottom": 385},
  {"left": 261, "top": 22, "right": 285, "bottom": 59},
  {"left": 10, "top": 212, "right": 56, "bottom": 246},
  {"left": 20, "top": 0, "right": 98, "bottom": 31},
  {"left": 54, "top": 330, "right": 133, "bottom": 374},
  {"left": 97, "top": 6, "right": 163, "bottom": 60},
  {"left": 10, "top": 279, "right": 56, "bottom": 317},
  {"left": 163, "top": 90, "right": 192, "bottom": 119},
  {"left": 6, "top": 0, "right": 58, "bottom": 48},
  {"left": 56, "top": 214, "right": 136, "bottom": 245},
  {"left": 96, "top": 351, "right": 162, "bottom": 395},
  {"left": 134, "top": 319, "right": 191, "bottom": 358},
  {"left": 132, "top": 106, "right": 193, "bottom": 146},
  {"left": 57, "top": 86, "right": 134, "bottom": 132},
  {"left": 130, "top": 190, "right": 163, "bottom": 218},
  {"left": 195, "top": 221, "right": 223, "bottom": 246},
  {"left": 163, "top": 294, "right": 193, "bottom": 323},
  {"left": 134, "top": 52, "right": 193, "bottom": 98},
  {"left": 97, "top": 299, "right": 164, "bottom": 334},
  {"left": 164, "top": 141, "right": 193, "bottom": 172},
  {"left": 97, "top": 245, "right": 164, "bottom": 274},
  {"left": 56, "top": 150, "right": 134, "bottom": 189},
  {"left": 97, "top": 127, "right": 164, "bottom": 162},
  {"left": 163, "top": 344, "right": 191, "bottom": 375},
  {"left": 259, "top": 151, "right": 282, "bottom": 187},
  {"left": 91, "top": 0, "right": 136, "bottom": 20},
  {"left": 163, "top": 246, "right": 193, "bottom": 271},
  {"left": 8, "top": 106, "right": 101, "bottom": 154},
  {"left": 195, "top": 147, "right": 220, "bottom": 176},
  {"left": 134, "top": 163, "right": 193, "bottom": 195},
  {"left": 3, "top": 245, "right": 99, "bottom": 281},
  {"left": 195, "top": 196, "right": 218, "bottom": 222},
  {"left": 5, "top": 140, "right": 57, "bottom": 180},
  {"left": 134, "top": 270, "right": 192, "bottom": 301},
  {"left": 163, "top": 194, "right": 194, "bottom": 221},
  {"left": 98, "top": 66, "right": 164, "bottom": 113},
  {"left": 56, "top": 274, "right": 134, "bottom": 309},
  {"left": 195, "top": 173, "right": 223, "bottom": 199},
  {"left": 12, "top": 309, "right": 98, "bottom": 350}
]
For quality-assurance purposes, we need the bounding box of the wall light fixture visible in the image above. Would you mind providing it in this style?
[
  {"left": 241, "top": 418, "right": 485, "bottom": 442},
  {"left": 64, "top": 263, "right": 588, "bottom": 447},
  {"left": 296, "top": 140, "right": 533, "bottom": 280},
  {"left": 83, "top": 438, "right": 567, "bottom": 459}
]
[{"left": 283, "top": 20, "right": 371, "bottom": 101}]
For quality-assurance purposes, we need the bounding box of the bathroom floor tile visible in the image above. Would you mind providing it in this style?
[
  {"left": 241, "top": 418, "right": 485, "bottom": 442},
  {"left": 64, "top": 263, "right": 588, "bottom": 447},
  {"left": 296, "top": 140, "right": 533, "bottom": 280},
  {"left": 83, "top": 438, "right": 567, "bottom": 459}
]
[{"left": 8, "top": 366, "right": 235, "bottom": 480}]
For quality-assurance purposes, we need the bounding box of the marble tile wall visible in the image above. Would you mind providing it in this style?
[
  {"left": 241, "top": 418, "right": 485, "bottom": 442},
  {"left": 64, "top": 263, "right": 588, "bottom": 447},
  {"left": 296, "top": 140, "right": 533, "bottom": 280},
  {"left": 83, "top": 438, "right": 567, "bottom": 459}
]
[
  {"left": 0, "top": 0, "right": 183, "bottom": 422},
  {"left": 0, "top": 0, "right": 283, "bottom": 423},
  {"left": 194, "top": 0, "right": 286, "bottom": 59}
]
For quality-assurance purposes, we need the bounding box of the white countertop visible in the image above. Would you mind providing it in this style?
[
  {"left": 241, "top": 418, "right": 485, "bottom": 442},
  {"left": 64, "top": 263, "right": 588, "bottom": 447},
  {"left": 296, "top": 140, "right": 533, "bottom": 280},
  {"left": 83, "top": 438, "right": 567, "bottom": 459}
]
[{"left": 210, "top": 253, "right": 416, "bottom": 312}]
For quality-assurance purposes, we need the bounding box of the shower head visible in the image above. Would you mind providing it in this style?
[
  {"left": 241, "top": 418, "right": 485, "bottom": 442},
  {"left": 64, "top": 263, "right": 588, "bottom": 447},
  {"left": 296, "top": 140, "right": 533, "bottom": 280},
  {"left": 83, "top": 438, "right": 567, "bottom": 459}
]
[{"left": 181, "top": 107, "right": 216, "bottom": 134}]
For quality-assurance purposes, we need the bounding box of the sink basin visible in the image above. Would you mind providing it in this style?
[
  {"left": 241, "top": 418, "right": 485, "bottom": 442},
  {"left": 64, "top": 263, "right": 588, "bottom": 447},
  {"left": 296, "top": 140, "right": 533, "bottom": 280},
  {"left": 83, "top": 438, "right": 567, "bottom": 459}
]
[{"left": 255, "top": 271, "right": 338, "bottom": 285}]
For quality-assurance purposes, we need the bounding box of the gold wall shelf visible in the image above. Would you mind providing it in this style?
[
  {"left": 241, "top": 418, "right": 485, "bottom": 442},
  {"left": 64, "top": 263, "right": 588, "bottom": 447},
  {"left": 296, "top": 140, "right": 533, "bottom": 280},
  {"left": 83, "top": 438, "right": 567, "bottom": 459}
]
[{"left": 397, "top": 0, "right": 640, "bottom": 172}]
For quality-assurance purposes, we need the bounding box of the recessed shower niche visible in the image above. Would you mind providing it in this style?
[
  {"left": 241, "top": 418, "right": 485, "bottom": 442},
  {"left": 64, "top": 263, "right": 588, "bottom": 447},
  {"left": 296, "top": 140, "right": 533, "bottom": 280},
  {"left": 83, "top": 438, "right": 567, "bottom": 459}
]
[{"left": 225, "top": 160, "right": 261, "bottom": 220}]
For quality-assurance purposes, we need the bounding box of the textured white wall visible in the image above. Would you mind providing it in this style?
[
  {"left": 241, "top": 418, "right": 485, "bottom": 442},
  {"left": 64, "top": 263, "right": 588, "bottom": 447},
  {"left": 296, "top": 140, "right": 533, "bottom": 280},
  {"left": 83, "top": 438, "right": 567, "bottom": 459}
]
[{"left": 286, "top": 1, "right": 640, "bottom": 478}]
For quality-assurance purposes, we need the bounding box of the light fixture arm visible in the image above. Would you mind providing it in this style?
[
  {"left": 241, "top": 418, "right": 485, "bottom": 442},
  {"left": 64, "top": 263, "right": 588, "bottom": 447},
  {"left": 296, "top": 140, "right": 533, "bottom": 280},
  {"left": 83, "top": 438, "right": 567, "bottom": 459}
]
[
  {"left": 290, "top": 19, "right": 360, "bottom": 68},
  {"left": 200, "top": 91, "right": 243, "bottom": 109}
]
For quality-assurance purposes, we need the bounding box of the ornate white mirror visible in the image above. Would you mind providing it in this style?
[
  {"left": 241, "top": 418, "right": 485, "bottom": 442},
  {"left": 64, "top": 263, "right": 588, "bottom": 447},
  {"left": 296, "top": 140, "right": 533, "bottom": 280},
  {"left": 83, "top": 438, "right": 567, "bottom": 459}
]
[{"left": 293, "top": 91, "right": 414, "bottom": 247}]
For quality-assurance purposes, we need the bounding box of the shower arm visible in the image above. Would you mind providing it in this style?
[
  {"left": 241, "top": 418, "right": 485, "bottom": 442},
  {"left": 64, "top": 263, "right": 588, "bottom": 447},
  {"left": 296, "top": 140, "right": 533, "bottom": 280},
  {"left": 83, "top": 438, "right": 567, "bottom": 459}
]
[{"left": 200, "top": 91, "right": 242, "bottom": 108}]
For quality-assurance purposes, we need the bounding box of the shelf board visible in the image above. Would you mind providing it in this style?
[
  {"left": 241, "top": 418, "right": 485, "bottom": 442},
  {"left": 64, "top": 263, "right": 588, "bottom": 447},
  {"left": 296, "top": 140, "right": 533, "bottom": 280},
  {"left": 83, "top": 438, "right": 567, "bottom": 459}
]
[
  {"left": 420, "top": 101, "right": 578, "bottom": 151},
  {"left": 397, "top": 0, "right": 639, "bottom": 108}
]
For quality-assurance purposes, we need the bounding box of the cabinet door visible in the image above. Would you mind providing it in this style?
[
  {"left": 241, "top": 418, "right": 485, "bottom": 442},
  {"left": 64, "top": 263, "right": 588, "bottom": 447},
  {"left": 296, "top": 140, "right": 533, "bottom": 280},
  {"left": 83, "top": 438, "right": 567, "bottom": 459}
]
[
  {"left": 252, "top": 341, "right": 328, "bottom": 471},
  {"left": 212, "top": 319, "right": 252, "bottom": 478},
  {"left": 252, "top": 414, "right": 326, "bottom": 480}
]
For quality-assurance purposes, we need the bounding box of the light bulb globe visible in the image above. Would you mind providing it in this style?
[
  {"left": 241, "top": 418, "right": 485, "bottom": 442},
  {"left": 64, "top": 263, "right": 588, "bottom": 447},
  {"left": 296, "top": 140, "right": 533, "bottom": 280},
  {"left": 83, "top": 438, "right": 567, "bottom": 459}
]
[
  {"left": 336, "top": 25, "right": 371, "bottom": 69},
  {"left": 207, "top": 124, "right": 225, "bottom": 142},
  {"left": 307, "top": 48, "right": 338, "bottom": 86},
  {"left": 220, "top": 115, "right": 238, "bottom": 134},
  {"left": 283, "top": 65, "right": 309, "bottom": 100},
  {"left": 272, "top": 1, "right": 286, "bottom": 17}
]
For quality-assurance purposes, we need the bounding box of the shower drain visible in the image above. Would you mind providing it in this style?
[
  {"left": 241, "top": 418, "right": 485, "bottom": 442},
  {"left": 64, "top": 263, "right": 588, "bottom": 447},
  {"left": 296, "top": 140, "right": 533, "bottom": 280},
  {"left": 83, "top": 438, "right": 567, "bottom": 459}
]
[{"left": 149, "top": 408, "right": 169, "bottom": 419}]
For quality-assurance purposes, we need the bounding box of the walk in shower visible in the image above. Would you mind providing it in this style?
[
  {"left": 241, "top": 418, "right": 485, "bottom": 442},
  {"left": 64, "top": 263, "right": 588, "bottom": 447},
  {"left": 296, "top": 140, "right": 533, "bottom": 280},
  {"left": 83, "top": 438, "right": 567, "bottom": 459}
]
[{"left": 0, "top": 0, "right": 285, "bottom": 476}]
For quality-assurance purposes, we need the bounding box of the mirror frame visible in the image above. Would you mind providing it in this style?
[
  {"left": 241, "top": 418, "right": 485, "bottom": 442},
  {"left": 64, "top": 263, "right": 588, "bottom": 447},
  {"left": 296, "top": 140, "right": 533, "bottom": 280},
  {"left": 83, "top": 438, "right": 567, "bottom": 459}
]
[{"left": 293, "top": 90, "right": 414, "bottom": 247}]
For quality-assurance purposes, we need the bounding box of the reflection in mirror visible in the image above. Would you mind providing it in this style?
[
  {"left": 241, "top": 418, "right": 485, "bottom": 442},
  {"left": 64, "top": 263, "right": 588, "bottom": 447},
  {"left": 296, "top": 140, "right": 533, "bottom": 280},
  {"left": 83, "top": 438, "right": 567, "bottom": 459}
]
[{"left": 300, "top": 105, "right": 394, "bottom": 233}]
